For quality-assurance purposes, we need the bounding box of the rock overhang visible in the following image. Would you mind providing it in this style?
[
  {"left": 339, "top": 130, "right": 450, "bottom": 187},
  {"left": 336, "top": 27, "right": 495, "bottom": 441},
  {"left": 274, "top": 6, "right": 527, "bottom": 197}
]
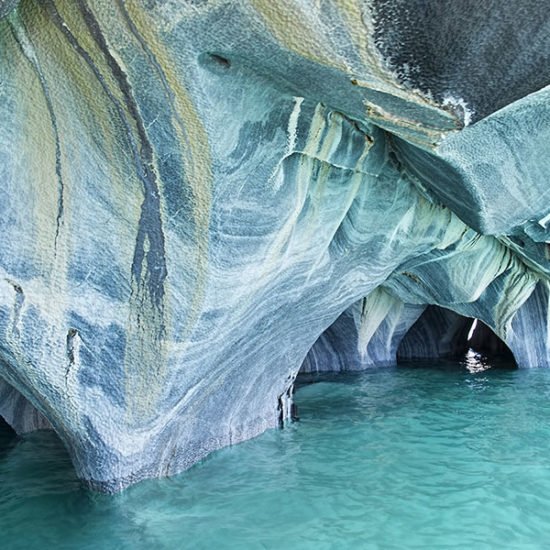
[{"left": 0, "top": 0, "right": 548, "bottom": 491}]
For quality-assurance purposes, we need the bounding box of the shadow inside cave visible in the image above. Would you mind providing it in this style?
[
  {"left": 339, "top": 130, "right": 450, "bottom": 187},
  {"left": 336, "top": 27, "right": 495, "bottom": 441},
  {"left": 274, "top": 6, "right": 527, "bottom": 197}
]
[
  {"left": 0, "top": 415, "right": 17, "bottom": 458},
  {"left": 397, "top": 305, "right": 517, "bottom": 372}
]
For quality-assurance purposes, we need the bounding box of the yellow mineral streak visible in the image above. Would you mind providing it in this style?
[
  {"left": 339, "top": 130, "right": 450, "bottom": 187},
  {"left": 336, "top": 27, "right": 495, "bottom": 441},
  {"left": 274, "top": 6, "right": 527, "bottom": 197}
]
[
  {"left": 333, "top": 0, "right": 385, "bottom": 81},
  {"left": 7, "top": 7, "right": 83, "bottom": 427},
  {"left": 123, "top": 0, "right": 213, "bottom": 339},
  {"left": 250, "top": 0, "right": 460, "bottom": 149},
  {"left": 5, "top": 18, "right": 58, "bottom": 277},
  {"left": 63, "top": 0, "right": 215, "bottom": 419},
  {"left": 51, "top": 0, "right": 142, "bottom": 142},
  {"left": 249, "top": 0, "right": 343, "bottom": 71}
]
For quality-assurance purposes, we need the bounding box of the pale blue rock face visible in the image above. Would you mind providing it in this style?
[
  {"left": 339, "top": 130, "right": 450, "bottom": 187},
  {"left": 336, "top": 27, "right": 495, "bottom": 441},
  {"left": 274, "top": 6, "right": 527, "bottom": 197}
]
[
  {"left": 0, "top": 0, "right": 18, "bottom": 18},
  {"left": 0, "top": 0, "right": 549, "bottom": 491},
  {"left": 301, "top": 289, "right": 426, "bottom": 373}
]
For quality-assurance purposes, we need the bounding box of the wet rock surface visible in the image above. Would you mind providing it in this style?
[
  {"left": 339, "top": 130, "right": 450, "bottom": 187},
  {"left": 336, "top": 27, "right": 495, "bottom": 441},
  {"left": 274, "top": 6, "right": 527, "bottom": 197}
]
[{"left": 0, "top": 0, "right": 548, "bottom": 490}]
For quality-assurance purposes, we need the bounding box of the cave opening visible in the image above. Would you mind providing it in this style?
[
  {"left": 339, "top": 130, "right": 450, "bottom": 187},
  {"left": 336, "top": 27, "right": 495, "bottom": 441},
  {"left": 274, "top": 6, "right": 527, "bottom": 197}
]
[
  {"left": 0, "top": 415, "right": 15, "bottom": 435},
  {"left": 0, "top": 415, "right": 16, "bottom": 454},
  {"left": 397, "top": 305, "right": 517, "bottom": 371},
  {"left": 0, "top": 376, "right": 56, "bottom": 435}
]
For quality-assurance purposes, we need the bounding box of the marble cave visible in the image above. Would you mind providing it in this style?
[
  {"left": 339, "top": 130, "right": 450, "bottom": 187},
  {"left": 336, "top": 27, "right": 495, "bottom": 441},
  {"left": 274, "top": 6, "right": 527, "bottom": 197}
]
[{"left": 0, "top": 0, "right": 549, "bottom": 493}]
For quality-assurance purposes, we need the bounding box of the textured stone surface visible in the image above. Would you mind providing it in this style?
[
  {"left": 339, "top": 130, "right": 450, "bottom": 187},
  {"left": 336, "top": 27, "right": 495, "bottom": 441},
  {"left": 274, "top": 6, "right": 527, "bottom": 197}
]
[
  {"left": 0, "top": 376, "right": 51, "bottom": 433},
  {"left": 301, "top": 289, "right": 425, "bottom": 372},
  {"left": 0, "top": 0, "right": 18, "bottom": 19},
  {"left": 372, "top": 0, "right": 550, "bottom": 123},
  {"left": 0, "top": 0, "right": 549, "bottom": 490}
]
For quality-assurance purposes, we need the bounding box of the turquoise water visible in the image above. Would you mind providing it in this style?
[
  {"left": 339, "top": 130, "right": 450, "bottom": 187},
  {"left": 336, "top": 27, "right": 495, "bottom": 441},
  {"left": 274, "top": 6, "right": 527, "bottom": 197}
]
[{"left": 3, "top": 361, "right": 550, "bottom": 549}]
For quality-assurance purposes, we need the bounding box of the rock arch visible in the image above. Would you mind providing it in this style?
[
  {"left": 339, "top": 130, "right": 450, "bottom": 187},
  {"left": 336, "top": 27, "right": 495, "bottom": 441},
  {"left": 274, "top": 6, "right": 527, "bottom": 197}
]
[{"left": 0, "top": 1, "right": 549, "bottom": 491}]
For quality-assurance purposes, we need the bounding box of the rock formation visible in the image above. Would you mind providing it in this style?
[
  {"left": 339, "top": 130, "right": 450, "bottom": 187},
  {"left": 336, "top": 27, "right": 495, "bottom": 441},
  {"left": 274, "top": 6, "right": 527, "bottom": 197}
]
[{"left": 0, "top": 0, "right": 548, "bottom": 490}]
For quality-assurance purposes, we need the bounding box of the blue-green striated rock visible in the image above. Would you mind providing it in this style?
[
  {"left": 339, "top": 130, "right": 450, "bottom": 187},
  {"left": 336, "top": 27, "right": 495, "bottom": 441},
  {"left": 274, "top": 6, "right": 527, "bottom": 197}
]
[
  {"left": 0, "top": 0, "right": 549, "bottom": 490},
  {"left": 0, "top": 0, "right": 18, "bottom": 19},
  {"left": 301, "top": 289, "right": 426, "bottom": 372}
]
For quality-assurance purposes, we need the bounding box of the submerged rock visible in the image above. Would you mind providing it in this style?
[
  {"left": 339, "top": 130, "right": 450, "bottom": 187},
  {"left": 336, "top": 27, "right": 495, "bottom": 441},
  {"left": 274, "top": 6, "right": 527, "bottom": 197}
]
[{"left": 0, "top": 0, "right": 548, "bottom": 490}]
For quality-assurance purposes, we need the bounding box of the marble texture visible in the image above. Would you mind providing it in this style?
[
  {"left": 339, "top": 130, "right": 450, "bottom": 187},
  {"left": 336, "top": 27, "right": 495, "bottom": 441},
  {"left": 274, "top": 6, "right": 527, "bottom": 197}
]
[
  {"left": 0, "top": 0, "right": 549, "bottom": 490},
  {"left": 0, "top": 375, "right": 51, "bottom": 433},
  {"left": 301, "top": 289, "right": 425, "bottom": 372}
]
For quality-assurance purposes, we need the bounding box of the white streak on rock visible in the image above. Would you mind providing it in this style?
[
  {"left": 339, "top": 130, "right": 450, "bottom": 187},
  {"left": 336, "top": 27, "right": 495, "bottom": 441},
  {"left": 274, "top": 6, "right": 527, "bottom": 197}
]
[
  {"left": 286, "top": 96, "right": 304, "bottom": 156},
  {"left": 538, "top": 212, "right": 550, "bottom": 228}
]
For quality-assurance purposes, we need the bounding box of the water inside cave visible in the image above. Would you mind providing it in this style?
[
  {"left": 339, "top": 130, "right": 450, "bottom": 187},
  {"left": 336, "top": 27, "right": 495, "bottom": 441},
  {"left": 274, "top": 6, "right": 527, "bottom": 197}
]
[{"left": 4, "top": 351, "right": 550, "bottom": 548}]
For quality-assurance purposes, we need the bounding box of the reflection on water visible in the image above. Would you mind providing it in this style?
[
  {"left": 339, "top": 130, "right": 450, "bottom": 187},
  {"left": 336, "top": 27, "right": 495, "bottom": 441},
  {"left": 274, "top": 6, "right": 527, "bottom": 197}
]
[{"left": 463, "top": 347, "right": 491, "bottom": 373}]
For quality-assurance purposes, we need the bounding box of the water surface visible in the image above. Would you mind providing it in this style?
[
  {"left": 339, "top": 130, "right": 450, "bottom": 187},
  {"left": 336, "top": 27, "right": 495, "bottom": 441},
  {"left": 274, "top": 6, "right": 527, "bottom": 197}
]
[{"left": 2, "top": 361, "right": 550, "bottom": 549}]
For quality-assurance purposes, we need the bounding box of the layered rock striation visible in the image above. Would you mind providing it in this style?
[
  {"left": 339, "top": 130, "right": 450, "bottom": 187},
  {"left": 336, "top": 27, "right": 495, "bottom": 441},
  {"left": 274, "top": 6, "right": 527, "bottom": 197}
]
[{"left": 0, "top": 0, "right": 549, "bottom": 490}]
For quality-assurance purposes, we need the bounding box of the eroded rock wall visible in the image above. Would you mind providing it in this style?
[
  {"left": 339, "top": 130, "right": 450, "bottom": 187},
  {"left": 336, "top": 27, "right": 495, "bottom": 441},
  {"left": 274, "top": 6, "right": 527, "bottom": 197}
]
[{"left": 0, "top": 0, "right": 548, "bottom": 490}]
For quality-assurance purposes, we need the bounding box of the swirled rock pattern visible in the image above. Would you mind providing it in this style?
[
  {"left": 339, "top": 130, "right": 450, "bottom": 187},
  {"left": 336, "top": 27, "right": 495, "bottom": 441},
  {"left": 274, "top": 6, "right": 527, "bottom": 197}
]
[{"left": 0, "top": 1, "right": 549, "bottom": 490}]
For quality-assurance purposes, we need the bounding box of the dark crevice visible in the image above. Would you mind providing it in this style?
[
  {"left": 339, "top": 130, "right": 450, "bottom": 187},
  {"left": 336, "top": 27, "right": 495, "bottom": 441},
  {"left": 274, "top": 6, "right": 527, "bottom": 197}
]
[
  {"left": 0, "top": 416, "right": 16, "bottom": 458},
  {"left": 198, "top": 52, "right": 233, "bottom": 74},
  {"left": 0, "top": 415, "right": 16, "bottom": 437},
  {"left": 277, "top": 385, "right": 298, "bottom": 427},
  {"left": 208, "top": 54, "right": 231, "bottom": 68}
]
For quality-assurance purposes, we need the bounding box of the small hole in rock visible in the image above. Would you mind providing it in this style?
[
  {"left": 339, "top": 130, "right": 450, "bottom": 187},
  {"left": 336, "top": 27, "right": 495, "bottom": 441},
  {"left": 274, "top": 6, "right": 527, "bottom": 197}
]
[{"left": 209, "top": 54, "right": 231, "bottom": 69}]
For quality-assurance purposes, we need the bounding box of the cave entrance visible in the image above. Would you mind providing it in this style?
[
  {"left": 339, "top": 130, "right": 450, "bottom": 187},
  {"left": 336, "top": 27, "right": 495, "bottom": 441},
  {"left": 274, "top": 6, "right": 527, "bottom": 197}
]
[
  {"left": 0, "top": 376, "right": 55, "bottom": 434},
  {"left": 396, "top": 305, "right": 517, "bottom": 371},
  {"left": 0, "top": 415, "right": 16, "bottom": 455},
  {"left": 0, "top": 416, "right": 15, "bottom": 435}
]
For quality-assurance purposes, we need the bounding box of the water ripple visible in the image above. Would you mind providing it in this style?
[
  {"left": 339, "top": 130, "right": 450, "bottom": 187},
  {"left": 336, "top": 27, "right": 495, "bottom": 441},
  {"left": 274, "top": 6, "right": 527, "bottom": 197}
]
[{"left": 2, "top": 362, "right": 550, "bottom": 548}]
